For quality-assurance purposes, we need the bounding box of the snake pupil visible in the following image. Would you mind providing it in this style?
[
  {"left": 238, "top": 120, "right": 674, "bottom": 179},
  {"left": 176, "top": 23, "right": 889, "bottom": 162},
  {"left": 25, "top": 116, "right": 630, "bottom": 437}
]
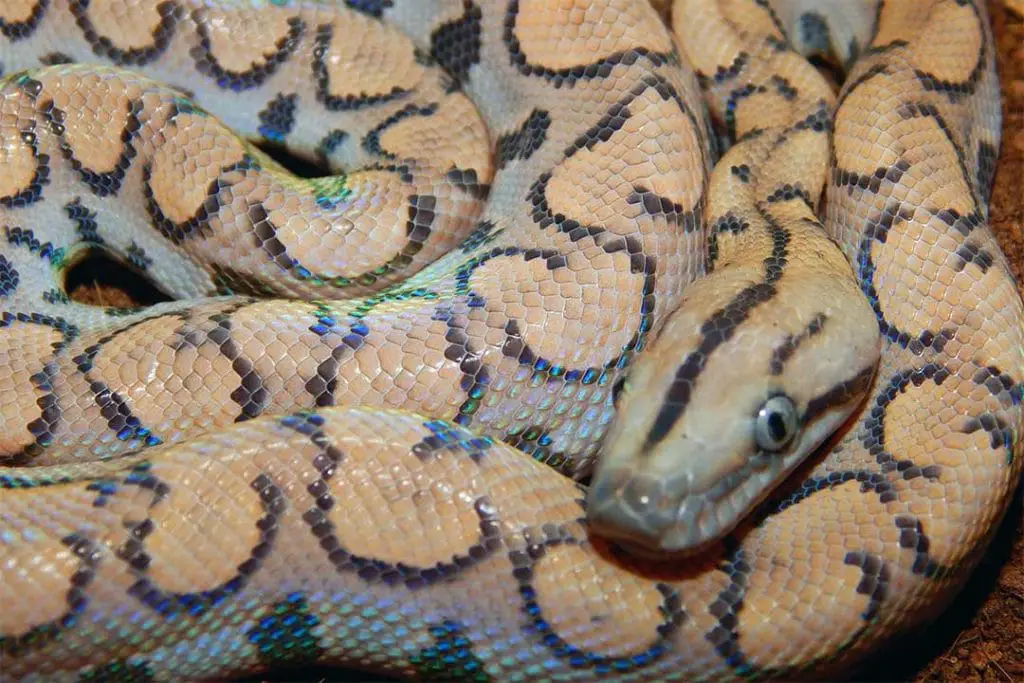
[{"left": 767, "top": 411, "right": 787, "bottom": 442}]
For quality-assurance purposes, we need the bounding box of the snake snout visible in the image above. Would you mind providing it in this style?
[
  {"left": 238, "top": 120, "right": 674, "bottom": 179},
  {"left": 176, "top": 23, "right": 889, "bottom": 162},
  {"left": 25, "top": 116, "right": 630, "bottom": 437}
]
[{"left": 586, "top": 469, "right": 688, "bottom": 551}]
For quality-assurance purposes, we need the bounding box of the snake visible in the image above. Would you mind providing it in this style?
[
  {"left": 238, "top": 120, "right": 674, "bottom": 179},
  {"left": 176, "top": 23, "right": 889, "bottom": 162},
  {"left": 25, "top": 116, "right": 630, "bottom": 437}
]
[{"left": 0, "top": 0, "right": 1021, "bottom": 680}]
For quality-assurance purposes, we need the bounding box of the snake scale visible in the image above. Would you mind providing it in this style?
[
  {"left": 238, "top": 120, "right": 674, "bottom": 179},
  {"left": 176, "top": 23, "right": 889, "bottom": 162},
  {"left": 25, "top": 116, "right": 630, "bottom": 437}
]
[{"left": 0, "top": 0, "right": 1021, "bottom": 680}]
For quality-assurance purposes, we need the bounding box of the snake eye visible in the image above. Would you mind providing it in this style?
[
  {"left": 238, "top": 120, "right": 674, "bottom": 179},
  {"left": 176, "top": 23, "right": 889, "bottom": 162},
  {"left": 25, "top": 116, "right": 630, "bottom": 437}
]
[{"left": 754, "top": 394, "right": 798, "bottom": 452}]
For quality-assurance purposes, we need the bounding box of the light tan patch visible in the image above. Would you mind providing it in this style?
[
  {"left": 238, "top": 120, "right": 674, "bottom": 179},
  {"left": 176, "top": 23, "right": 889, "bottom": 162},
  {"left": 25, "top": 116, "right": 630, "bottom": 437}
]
[
  {"left": 905, "top": 0, "right": 984, "bottom": 82},
  {"left": 0, "top": 0, "right": 41, "bottom": 23},
  {"left": 0, "top": 117, "right": 37, "bottom": 201},
  {"left": 81, "top": 0, "right": 170, "bottom": 52},
  {"left": 531, "top": 543, "right": 669, "bottom": 658},
  {"left": 140, "top": 457, "right": 266, "bottom": 594},
  {"left": 0, "top": 522, "right": 81, "bottom": 637},
  {"left": 514, "top": 0, "right": 672, "bottom": 71},
  {"left": 740, "top": 480, "right": 894, "bottom": 666},
  {"left": 318, "top": 16, "right": 426, "bottom": 103},
  {"left": 194, "top": 5, "right": 299, "bottom": 75},
  {"left": 85, "top": 312, "right": 244, "bottom": 434},
  {"left": 59, "top": 85, "right": 133, "bottom": 175},
  {"left": 376, "top": 94, "right": 493, "bottom": 184},
  {"left": 545, "top": 82, "right": 703, "bottom": 237},
  {"left": 315, "top": 416, "right": 487, "bottom": 568},
  {"left": 470, "top": 243, "right": 644, "bottom": 368}
]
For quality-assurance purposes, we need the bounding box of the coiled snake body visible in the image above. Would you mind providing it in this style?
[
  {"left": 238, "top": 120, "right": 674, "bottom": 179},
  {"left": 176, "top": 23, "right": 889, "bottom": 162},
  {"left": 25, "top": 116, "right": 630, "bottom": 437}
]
[{"left": 0, "top": 0, "right": 1021, "bottom": 680}]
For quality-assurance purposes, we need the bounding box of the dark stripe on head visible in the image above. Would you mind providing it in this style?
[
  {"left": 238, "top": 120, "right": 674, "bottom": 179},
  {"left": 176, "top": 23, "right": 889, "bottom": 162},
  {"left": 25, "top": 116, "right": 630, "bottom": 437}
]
[
  {"left": 643, "top": 222, "right": 789, "bottom": 450},
  {"left": 803, "top": 364, "right": 876, "bottom": 422},
  {"left": 769, "top": 313, "right": 827, "bottom": 375}
]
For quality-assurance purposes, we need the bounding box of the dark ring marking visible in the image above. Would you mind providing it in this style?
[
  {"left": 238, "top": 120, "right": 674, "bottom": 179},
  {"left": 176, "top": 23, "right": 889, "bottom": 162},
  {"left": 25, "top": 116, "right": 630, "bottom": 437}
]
[
  {"left": 192, "top": 12, "right": 304, "bottom": 92},
  {"left": 896, "top": 101, "right": 980, "bottom": 208},
  {"left": 0, "top": 0, "right": 49, "bottom": 41},
  {"left": 457, "top": 219, "right": 503, "bottom": 254},
  {"left": 257, "top": 92, "right": 298, "bottom": 143},
  {"left": 38, "top": 51, "right": 73, "bottom": 66},
  {"left": 833, "top": 158, "right": 911, "bottom": 196},
  {"left": 0, "top": 311, "right": 78, "bottom": 464},
  {"left": 65, "top": 199, "right": 103, "bottom": 245},
  {"left": 696, "top": 52, "right": 749, "bottom": 90},
  {"left": 0, "top": 533, "right": 100, "bottom": 658},
  {"left": 704, "top": 542, "right": 753, "bottom": 674},
  {"left": 790, "top": 101, "right": 831, "bottom": 134},
  {"left": 730, "top": 164, "right": 751, "bottom": 182},
  {"left": 411, "top": 417, "right": 493, "bottom": 464},
  {"left": 0, "top": 255, "right": 19, "bottom": 297},
  {"left": 503, "top": 422, "right": 566, "bottom": 469},
  {"left": 496, "top": 108, "right": 551, "bottom": 169},
  {"left": 282, "top": 411, "right": 502, "bottom": 588},
  {"left": 362, "top": 102, "right": 439, "bottom": 160},
  {"left": 343, "top": 0, "right": 394, "bottom": 19},
  {"left": 762, "top": 470, "right": 950, "bottom": 581},
  {"left": 707, "top": 213, "right": 750, "bottom": 269},
  {"left": 71, "top": 313, "right": 181, "bottom": 449},
  {"left": 120, "top": 466, "right": 283, "bottom": 618},
  {"left": 834, "top": 63, "right": 888, "bottom": 113},
  {"left": 315, "top": 129, "right": 348, "bottom": 168},
  {"left": 445, "top": 166, "right": 490, "bottom": 200},
  {"left": 313, "top": 23, "right": 410, "bottom": 111},
  {"left": 299, "top": 187, "right": 438, "bottom": 292},
  {"left": 764, "top": 183, "right": 812, "bottom": 208},
  {"left": 143, "top": 155, "right": 260, "bottom": 245},
  {"left": 177, "top": 308, "right": 267, "bottom": 422},
  {"left": 70, "top": 0, "right": 179, "bottom": 67},
  {"left": 302, "top": 286, "right": 444, "bottom": 404},
  {"left": 126, "top": 241, "right": 153, "bottom": 271},
  {"left": 843, "top": 551, "right": 891, "bottom": 621},
  {"left": 434, "top": 309, "right": 491, "bottom": 428},
  {"left": 518, "top": 73, "right": 706, "bottom": 384},
  {"left": 953, "top": 241, "right": 994, "bottom": 274},
  {"left": 724, "top": 83, "right": 768, "bottom": 141},
  {"left": 863, "top": 359, "right": 1020, "bottom": 486},
  {"left": 752, "top": 0, "right": 789, "bottom": 44},
  {"left": 429, "top": 0, "right": 482, "bottom": 89},
  {"left": 503, "top": 0, "right": 675, "bottom": 87},
  {"left": 861, "top": 364, "right": 949, "bottom": 484},
  {"left": 511, "top": 527, "right": 684, "bottom": 673},
  {"left": 975, "top": 140, "right": 998, "bottom": 204},
  {"left": 303, "top": 317, "right": 369, "bottom": 407},
  {"left": 853, "top": 198, "right": 963, "bottom": 353},
  {"left": 451, "top": 245, "right": 640, "bottom": 402},
  {"left": 446, "top": 242, "right": 644, "bottom": 472}
]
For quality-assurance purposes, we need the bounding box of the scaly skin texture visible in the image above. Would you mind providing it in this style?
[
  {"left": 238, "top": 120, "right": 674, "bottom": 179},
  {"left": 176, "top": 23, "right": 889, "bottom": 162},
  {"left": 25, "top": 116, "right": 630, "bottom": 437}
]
[{"left": 0, "top": 1, "right": 1021, "bottom": 682}]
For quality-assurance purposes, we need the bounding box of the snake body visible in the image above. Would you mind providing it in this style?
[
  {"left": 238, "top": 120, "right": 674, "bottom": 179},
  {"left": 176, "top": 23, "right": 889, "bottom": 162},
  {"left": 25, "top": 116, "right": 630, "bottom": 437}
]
[{"left": 0, "top": 1, "right": 1021, "bottom": 681}]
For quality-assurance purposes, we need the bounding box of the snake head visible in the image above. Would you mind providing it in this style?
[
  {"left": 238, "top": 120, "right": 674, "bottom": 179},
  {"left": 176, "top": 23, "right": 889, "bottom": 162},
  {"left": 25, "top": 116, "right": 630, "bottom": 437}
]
[{"left": 586, "top": 264, "right": 880, "bottom": 555}]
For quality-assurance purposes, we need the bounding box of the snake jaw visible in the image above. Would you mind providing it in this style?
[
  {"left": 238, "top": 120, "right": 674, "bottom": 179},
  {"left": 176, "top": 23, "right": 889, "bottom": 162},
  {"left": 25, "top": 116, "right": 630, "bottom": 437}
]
[
  {"left": 587, "top": 407, "right": 852, "bottom": 554},
  {"left": 585, "top": 360, "right": 872, "bottom": 552}
]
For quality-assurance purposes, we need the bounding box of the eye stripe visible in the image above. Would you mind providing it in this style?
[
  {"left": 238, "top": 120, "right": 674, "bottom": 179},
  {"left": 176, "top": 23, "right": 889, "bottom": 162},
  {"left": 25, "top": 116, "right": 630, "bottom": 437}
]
[{"left": 803, "top": 364, "right": 877, "bottom": 422}]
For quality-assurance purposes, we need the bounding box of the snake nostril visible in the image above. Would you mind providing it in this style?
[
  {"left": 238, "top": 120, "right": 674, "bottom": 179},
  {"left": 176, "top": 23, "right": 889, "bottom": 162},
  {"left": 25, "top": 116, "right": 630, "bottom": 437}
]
[{"left": 620, "top": 475, "right": 677, "bottom": 532}]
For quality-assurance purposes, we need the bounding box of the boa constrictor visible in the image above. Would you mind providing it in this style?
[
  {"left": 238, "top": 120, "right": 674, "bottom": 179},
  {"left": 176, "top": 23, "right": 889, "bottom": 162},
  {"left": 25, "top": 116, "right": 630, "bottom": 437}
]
[{"left": 0, "top": 0, "right": 1021, "bottom": 680}]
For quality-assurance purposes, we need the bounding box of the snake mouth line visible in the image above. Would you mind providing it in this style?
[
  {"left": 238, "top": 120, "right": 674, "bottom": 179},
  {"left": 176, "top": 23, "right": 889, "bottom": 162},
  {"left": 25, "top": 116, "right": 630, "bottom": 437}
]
[{"left": 588, "top": 440, "right": 810, "bottom": 554}]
